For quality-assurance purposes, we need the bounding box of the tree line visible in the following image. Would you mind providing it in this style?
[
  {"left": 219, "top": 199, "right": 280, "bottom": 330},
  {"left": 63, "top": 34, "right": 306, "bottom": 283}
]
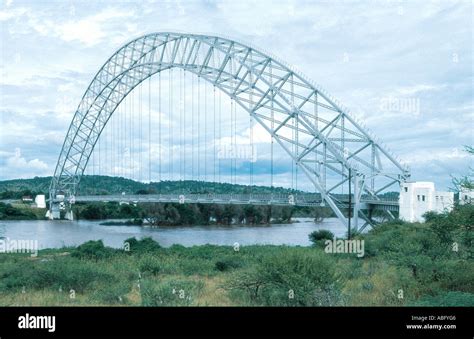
[{"left": 73, "top": 201, "right": 334, "bottom": 226}]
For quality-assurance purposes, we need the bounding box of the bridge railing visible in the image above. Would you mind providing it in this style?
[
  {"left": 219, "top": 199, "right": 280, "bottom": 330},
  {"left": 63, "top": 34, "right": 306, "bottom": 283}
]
[{"left": 72, "top": 192, "right": 399, "bottom": 208}]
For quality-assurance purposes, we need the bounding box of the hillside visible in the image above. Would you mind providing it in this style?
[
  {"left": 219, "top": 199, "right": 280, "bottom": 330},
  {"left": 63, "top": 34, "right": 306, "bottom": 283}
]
[
  {"left": 0, "top": 175, "right": 301, "bottom": 199},
  {"left": 0, "top": 175, "right": 400, "bottom": 200}
]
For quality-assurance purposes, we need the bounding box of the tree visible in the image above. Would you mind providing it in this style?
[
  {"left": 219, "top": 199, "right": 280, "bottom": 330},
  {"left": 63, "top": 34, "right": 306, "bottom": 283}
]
[
  {"left": 313, "top": 206, "right": 333, "bottom": 222},
  {"left": 271, "top": 206, "right": 294, "bottom": 223},
  {"left": 119, "top": 203, "right": 140, "bottom": 218},
  {"left": 309, "top": 230, "right": 334, "bottom": 247},
  {"left": 198, "top": 204, "right": 212, "bottom": 225},
  {"left": 165, "top": 204, "right": 181, "bottom": 225},
  {"left": 141, "top": 203, "right": 165, "bottom": 225},
  {"left": 178, "top": 204, "right": 200, "bottom": 225},
  {"left": 262, "top": 206, "right": 272, "bottom": 224},
  {"left": 80, "top": 203, "right": 105, "bottom": 219},
  {"left": 451, "top": 145, "right": 473, "bottom": 192},
  {"left": 244, "top": 205, "right": 264, "bottom": 224},
  {"left": 211, "top": 204, "right": 225, "bottom": 224},
  {"left": 222, "top": 205, "right": 236, "bottom": 225}
]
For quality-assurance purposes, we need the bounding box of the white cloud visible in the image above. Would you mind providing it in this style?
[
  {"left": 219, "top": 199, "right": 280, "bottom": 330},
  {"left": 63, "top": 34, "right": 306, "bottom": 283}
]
[
  {"left": 0, "top": 6, "right": 27, "bottom": 21},
  {"left": 57, "top": 8, "right": 135, "bottom": 46},
  {"left": 0, "top": 0, "right": 471, "bottom": 190},
  {"left": 403, "top": 147, "right": 470, "bottom": 165},
  {"left": 3, "top": 148, "right": 49, "bottom": 179},
  {"left": 396, "top": 84, "right": 447, "bottom": 96},
  {"left": 2, "top": 6, "right": 136, "bottom": 47}
]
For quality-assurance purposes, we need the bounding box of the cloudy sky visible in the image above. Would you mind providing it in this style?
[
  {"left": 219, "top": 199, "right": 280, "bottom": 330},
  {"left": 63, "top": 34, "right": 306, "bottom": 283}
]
[{"left": 0, "top": 0, "right": 472, "bottom": 191}]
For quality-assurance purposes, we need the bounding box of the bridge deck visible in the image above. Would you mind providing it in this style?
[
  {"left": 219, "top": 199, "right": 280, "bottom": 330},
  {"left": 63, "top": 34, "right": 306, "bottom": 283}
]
[{"left": 68, "top": 193, "right": 399, "bottom": 211}]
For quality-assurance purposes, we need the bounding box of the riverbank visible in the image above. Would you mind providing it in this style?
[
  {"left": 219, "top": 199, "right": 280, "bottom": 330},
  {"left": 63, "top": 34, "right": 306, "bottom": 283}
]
[
  {"left": 0, "top": 202, "right": 46, "bottom": 220},
  {"left": 0, "top": 204, "right": 472, "bottom": 306},
  {"left": 0, "top": 200, "right": 333, "bottom": 225}
]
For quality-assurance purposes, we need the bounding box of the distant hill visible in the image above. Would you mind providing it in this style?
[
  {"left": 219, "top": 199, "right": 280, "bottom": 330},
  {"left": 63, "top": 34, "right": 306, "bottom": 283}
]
[
  {"left": 0, "top": 175, "right": 399, "bottom": 200},
  {"left": 0, "top": 175, "right": 300, "bottom": 199},
  {"left": 0, "top": 177, "right": 52, "bottom": 198}
]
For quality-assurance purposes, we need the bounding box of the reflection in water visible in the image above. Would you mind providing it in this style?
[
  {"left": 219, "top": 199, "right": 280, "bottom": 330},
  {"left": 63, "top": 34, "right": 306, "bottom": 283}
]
[{"left": 0, "top": 218, "right": 360, "bottom": 249}]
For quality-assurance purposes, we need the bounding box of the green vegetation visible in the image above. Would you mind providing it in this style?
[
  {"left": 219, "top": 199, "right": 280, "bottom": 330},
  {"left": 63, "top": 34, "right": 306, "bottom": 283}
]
[
  {"left": 71, "top": 240, "right": 117, "bottom": 261},
  {"left": 0, "top": 202, "right": 45, "bottom": 220},
  {"left": 411, "top": 291, "right": 474, "bottom": 306},
  {"left": 0, "top": 176, "right": 51, "bottom": 200},
  {"left": 0, "top": 175, "right": 303, "bottom": 199},
  {"left": 0, "top": 175, "right": 337, "bottom": 222},
  {"left": 0, "top": 204, "right": 471, "bottom": 306},
  {"left": 308, "top": 229, "right": 335, "bottom": 247},
  {"left": 226, "top": 248, "right": 343, "bottom": 306},
  {"left": 0, "top": 195, "right": 330, "bottom": 224},
  {"left": 100, "top": 219, "right": 143, "bottom": 226},
  {"left": 451, "top": 145, "right": 473, "bottom": 191},
  {"left": 71, "top": 201, "right": 329, "bottom": 225}
]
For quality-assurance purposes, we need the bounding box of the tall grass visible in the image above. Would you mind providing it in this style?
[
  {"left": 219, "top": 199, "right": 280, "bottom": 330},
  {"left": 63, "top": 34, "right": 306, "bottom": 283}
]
[{"left": 0, "top": 205, "right": 472, "bottom": 306}]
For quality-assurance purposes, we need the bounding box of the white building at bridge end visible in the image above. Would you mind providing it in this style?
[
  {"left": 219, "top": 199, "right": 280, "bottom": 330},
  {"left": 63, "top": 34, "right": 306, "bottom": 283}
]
[{"left": 399, "top": 182, "right": 454, "bottom": 222}]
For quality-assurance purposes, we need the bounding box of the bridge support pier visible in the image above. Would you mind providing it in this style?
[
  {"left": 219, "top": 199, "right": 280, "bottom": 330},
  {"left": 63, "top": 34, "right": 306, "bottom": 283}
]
[
  {"left": 65, "top": 210, "right": 74, "bottom": 221},
  {"left": 352, "top": 173, "right": 361, "bottom": 233},
  {"left": 48, "top": 193, "right": 74, "bottom": 220},
  {"left": 48, "top": 203, "right": 61, "bottom": 220}
]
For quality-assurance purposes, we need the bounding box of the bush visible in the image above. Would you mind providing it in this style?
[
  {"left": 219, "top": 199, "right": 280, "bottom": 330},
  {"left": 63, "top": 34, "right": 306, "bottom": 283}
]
[
  {"left": 214, "top": 257, "right": 242, "bottom": 272},
  {"left": 91, "top": 281, "right": 131, "bottom": 305},
  {"left": 138, "top": 255, "right": 161, "bottom": 276},
  {"left": 426, "top": 204, "right": 474, "bottom": 252},
  {"left": 227, "top": 249, "right": 344, "bottom": 306},
  {"left": 124, "top": 237, "right": 161, "bottom": 254},
  {"left": 140, "top": 279, "right": 204, "bottom": 306},
  {"left": 309, "top": 230, "right": 334, "bottom": 247},
  {"left": 0, "top": 258, "right": 112, "bottom": 293},
  {"left": 71, "top": 240, "right": 116, "bottom": 260}
]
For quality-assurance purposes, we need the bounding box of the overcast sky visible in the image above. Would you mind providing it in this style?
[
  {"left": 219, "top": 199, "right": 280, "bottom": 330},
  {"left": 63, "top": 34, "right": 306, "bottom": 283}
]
[{"left": 0, "top": 0, "right": 472, "bottom": 191}]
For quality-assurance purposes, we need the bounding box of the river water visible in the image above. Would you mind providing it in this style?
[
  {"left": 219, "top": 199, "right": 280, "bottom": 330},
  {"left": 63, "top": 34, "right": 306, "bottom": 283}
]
[{"left": 0, "top": 218, "right": 355, "bottom": 249}]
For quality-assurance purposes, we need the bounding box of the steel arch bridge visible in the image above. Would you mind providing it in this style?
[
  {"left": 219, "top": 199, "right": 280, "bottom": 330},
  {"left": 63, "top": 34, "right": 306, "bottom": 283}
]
[{"left": 49, "top": 32, "right": 410, "bottom": 229}]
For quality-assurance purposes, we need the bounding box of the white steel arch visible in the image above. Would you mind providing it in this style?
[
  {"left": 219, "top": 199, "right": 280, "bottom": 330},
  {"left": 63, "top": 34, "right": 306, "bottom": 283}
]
[{"left": 49, "top": 32, "right": 410, "bottom": 227}]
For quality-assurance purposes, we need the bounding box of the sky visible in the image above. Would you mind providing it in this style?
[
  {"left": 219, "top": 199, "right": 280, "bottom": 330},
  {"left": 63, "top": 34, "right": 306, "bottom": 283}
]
[{"left": 0, "top": 0, "right": 472, "bottom": 191}]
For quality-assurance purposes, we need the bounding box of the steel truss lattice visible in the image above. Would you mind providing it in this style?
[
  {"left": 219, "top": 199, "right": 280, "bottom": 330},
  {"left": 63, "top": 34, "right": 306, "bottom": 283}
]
[{"left": 49, "top": 32, "right": 410, "bottom": 228}]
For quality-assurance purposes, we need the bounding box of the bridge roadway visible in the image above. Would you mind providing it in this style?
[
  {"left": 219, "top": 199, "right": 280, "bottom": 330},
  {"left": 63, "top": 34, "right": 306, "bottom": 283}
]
[{"left": 71, "top": 193, "right": 399, "bottom": 211}]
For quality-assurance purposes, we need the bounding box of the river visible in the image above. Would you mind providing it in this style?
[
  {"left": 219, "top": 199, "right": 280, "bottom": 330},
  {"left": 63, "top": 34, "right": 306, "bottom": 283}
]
[{"left": 0, "top": 218, "right": 358, "bottom": 249}]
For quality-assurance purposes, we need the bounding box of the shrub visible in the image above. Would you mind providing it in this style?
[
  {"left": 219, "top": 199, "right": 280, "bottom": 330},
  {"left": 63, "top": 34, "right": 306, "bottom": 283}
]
[
  {"left": 138, "top": 255, "right": 161, "bottom": 276},
  {"left": 124, "top": 237, "right": 161, "bottom": 254},
  {"left": 176, "top": 258, "right": 215, "bottom": 276},
  {"left": 309, "top": 230, "right": 334, "bottom": 247},
  {"left": 0, "top": 258, "right": 112, "bottom": 293},
  {"left": 91, "top": 281, "right": 131, "bottom": 305},
  {"left": 140, "top": 279, "right": 204, "bottom": 306},
  {"left": 71, "top": 240, "right": 116, "bottom": 260},
  {"left": 227, "top": 248, "right": 344, "bottom": 306},
  {"left": 426, "top": 204, "right": 474, "bottom": 249},
  {"left": 214, "top": 257, "right": 242, "bottom": 272}
]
